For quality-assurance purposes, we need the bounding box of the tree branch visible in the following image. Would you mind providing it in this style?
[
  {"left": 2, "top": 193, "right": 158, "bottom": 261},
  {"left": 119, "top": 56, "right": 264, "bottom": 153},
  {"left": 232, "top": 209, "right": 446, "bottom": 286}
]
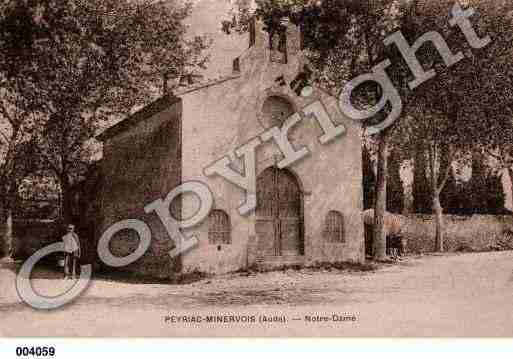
[
  {"left": 0, "top": 129, "right": 9, "bottom": 144},
  {"left": 0, "top": 100, "right": 15, "bottom": 129}
]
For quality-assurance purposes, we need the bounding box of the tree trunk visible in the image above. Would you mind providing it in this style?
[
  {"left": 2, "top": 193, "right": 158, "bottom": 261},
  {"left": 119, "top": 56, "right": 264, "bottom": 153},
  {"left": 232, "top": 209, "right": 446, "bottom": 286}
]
[
  {"left": 508, "top": 167, "right": 513, "bottom": 211},
  {"left": 6, "top": 209, "right": 12, "bottom": 257},
  {"left": 0, "top": 201, "right": 13, "bottom": 258},
  {"left": 0, "top": 207, "right": 4, "bottom": 258},
  {"left": 0, "top": 209, "right": 4, "bottom": 258},
  {"left": 3, "top": 210, "right": 12, "bottom": 258},
  {"left": 413, "top": 141, "right": 431, "bottom": 214},
  {"left": 373, "top": 132, "right": 388, "bottom": 260},
  {"left": 429, "top": 144, "right": 451, "bottom": 253},
  {"left": 162, "top": 73, "right": 169, "bottom": 95},
  {"left": 433, "top": 193, "right": 444, "bottom": 252},
  {"left": 60, "top": 176, "right": 74, "bottom": 226}
]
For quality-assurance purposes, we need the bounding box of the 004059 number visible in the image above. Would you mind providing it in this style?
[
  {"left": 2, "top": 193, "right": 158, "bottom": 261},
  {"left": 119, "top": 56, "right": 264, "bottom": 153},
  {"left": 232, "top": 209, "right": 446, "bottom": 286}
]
[{"left": 16, "top": 347, "right": 55, "bottom": 357}]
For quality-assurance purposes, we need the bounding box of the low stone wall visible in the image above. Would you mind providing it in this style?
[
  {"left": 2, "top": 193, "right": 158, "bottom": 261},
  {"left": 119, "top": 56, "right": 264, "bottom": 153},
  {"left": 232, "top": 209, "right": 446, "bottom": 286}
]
[
  {"left": 362, "top": 210, "right": 513, "bottom": 254},
  {"left": 10, "top": 219, "right": 61, "bottom": 260},
  {"left": 401, "top": 214, "right": 513, "bottom": 254}
]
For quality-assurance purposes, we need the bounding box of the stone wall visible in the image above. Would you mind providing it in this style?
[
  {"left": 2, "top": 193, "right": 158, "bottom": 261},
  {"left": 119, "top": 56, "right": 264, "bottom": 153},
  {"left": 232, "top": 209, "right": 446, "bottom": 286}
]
[
  {"left": 100, "top": 98, "right": 183, "bottom": 279},
  {"left": 7, "top": 166, "right": 102, "bottom": 265},
  {"left": 402, "top": 214, "right": 513, "bottom": 254},
  {"left": 363, "top": 210, "right": 513, "bottom": 254},
  {"left": 9, "top": 219, "right": 60, "bottom": 260}
]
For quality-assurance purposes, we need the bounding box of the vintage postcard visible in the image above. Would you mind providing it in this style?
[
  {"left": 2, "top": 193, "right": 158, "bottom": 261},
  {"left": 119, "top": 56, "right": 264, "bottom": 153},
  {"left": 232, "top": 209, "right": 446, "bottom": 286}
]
[{"left": 1, "top": 0, "right": 513, "bottom": 340}]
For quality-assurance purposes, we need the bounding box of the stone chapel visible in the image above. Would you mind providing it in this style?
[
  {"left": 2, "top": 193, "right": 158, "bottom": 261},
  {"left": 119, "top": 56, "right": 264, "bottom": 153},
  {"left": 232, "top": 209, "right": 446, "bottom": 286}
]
[{"left": 97, "top": 18, "right": 365, "bottom": 278}]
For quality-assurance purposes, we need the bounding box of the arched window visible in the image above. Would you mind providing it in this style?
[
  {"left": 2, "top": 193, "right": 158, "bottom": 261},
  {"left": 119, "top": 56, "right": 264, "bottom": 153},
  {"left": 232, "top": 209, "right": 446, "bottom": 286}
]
[
  {"left": 208, "top": 209, "right": 231, "bottom": 244},
  {"left": 324, "top": 210, "right": 344, "bottom": 243},
  {"left": 260, "top": 96, "right": 295, "bottom": 128},
  {"left": 270, "top": 30, "right": 287, "bottom": 64}
]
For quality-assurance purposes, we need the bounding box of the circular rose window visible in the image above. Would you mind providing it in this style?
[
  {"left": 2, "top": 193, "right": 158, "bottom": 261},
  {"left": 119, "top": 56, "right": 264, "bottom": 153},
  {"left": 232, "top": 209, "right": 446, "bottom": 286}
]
[{"left": 259, "top": 96, "right": 295, "bottom": 129}]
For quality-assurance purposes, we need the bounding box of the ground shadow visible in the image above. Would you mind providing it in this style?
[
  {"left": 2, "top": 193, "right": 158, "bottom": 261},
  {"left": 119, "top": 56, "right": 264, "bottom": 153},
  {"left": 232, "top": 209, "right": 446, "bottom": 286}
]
[{"left": 2, "top": 259, "right": 65, "bottom": 280}]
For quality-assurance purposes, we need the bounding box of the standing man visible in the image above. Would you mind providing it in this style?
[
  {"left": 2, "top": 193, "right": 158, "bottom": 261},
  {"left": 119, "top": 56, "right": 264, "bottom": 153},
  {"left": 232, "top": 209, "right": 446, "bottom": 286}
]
[{"left": 62, "top": 224, "right": 81, "bottom": 279}]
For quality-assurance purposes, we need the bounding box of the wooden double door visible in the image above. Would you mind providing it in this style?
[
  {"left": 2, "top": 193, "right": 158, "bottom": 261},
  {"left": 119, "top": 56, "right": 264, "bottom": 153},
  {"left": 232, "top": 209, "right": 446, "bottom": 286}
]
[{"left": 256, "top": 167, "right": 303, "bottom": 256}]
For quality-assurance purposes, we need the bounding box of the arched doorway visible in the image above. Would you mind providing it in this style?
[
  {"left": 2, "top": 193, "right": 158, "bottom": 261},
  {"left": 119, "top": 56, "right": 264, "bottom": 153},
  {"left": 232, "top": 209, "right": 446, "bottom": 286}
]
[{"left": 256, "top": 167, "right": 303, "bottom": 257}]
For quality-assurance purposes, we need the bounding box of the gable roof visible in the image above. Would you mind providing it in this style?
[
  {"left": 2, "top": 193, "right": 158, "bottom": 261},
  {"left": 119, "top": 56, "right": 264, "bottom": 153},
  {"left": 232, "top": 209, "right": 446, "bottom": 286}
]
[
  {"left": 174, "top": 73, "right": 241, "bottom": 97},
  {"left": 96, "top": 73, "right": 242, "bottom": 142},
  {"left": 96, "top": 94, "right": 180, "bottom": 141}
]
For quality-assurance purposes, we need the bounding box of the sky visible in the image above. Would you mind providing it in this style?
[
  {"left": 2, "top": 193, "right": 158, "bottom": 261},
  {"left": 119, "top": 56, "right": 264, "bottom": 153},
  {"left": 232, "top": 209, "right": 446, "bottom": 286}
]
[{"left": 186, "top": 0, "right": 248, "bottom": 80}]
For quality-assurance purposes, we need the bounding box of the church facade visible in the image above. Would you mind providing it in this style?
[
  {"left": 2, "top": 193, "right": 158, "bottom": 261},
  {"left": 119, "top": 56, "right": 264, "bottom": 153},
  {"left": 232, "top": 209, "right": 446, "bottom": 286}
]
[{"left": 98, "top": 19, "right": 365, "bottom": 279}]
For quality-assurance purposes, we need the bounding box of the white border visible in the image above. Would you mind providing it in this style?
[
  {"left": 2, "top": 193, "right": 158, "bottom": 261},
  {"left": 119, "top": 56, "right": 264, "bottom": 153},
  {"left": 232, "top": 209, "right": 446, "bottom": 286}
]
[{"left": 1, "top": 339, "right": 513, "bottom": 359}]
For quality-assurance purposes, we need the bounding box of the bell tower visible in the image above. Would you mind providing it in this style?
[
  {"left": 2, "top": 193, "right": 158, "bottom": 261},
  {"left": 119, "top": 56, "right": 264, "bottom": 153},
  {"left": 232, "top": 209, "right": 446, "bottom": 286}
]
[{"left": 248, "top": 16, "right": 302, "bottom": 65}]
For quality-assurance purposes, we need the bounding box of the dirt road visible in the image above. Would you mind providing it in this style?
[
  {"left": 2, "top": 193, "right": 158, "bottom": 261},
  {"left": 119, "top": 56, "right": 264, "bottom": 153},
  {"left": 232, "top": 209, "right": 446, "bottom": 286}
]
[{"left": 1, "top": 251, "right": 512, "bottom": 337}]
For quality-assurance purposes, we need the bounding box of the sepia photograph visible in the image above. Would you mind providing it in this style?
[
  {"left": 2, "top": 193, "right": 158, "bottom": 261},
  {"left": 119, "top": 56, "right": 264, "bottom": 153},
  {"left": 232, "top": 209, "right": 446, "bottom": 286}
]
[{"left": 1, "top": 0, "right": 513, "bottom": 344}]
